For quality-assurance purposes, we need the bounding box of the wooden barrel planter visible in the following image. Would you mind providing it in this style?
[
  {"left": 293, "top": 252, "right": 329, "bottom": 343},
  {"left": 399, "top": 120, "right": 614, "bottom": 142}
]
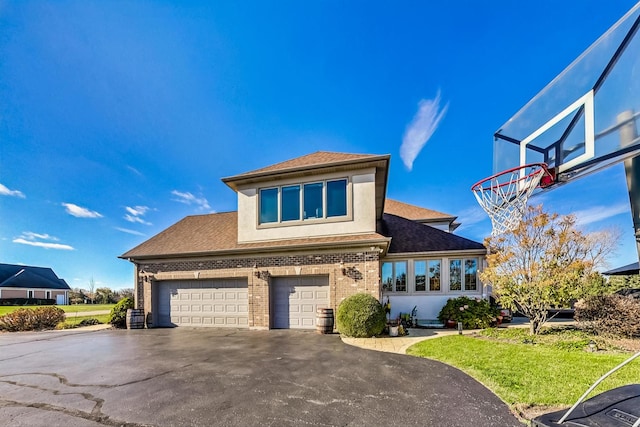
[
  {"left": 126, "top": 309, "right": 145, "bottom": 329},
  {"left": 316, "top": 308, "right": 334, "bottom": 334}
]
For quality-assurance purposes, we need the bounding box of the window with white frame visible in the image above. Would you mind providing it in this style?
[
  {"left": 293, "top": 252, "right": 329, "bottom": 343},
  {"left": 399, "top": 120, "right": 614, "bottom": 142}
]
[
  {"left": 258, "top": 179, "right": 348, "bottom": 224},
  {"left": 449, "top": 258, "right": 478, "bottom": 291},
  {"left": 382, "top": 261, "right": 407, "bottom": 292},
  {"left": 27, "top": 290, "right": 34, "bottom": 299},
  {"left": 414, "top": 260, "right": 441, "bottom": 292}
]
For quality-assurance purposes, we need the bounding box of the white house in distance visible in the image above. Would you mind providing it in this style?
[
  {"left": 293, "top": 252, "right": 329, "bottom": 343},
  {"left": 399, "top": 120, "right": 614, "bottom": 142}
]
[{"left": 120, "top": 152, "right": 486, "bottom": 329}]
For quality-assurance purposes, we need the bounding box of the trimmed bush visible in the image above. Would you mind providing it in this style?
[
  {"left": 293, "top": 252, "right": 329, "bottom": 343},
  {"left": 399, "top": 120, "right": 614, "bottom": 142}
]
[
  {"left": 336, "top": 293, "right": 386, "bottom": 338},
  {"left": 0, "top": 306, "right": 65, "bottom": 332},
  {"left": 575, "top": 294, "right": 640, "bottom": 338},
  {"left": 437, "top": 296, "right": 498, "bottom": 329},
  {"left": 108, "top": 297, "right": 134, "bottom": 328}
]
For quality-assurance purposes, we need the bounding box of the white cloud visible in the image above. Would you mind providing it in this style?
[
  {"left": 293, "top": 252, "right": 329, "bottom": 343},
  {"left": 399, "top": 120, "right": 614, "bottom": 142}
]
[
  {"left": 127, "top": 165, "right": 143, "bottom": 176},
  {"left": 124, "top": 205, "right": 152, "bottom": 225},
  {"left": 400, "top": 92, "right": 449, "bottom": 171},
  {"left": 457, "top": 206, "right": 490, "bottom": 229},
  {"left": 125, "top": 205, "right": 148, "bottom": 216},
  {"left": 62, "top": 203, "right": 103, "bottom": 218},
  {"left": 171, "top": 190, "right": 211, "bottom": 210},
  {"left": 21, "top": 232, "right": 59, "bottom": 241},
  {"left": 115, "top": 227, "right": 146, "bottom": 236},
  {"left": 13, "top": 232, "right": 74, "bottom": 251},
  {"left": 0, "top": 183, "right": 26, "bottom": 198},
  {"left": 572, "top": 203, "right": 629, "bottom": 227}
]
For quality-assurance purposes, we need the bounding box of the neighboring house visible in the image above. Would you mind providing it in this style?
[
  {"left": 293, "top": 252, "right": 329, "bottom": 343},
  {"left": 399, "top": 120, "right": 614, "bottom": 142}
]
[
  {"left": 0, "top": 263, "right": 70, "bottom": 305},
  {"left": 120, "top": 152, "right": 486, "bottom": 329}
]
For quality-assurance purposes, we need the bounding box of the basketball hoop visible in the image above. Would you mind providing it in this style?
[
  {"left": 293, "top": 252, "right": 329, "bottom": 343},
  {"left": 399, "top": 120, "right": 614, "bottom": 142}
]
[{"left": 471, "top": 163, "right": 554, "bottom": 236}]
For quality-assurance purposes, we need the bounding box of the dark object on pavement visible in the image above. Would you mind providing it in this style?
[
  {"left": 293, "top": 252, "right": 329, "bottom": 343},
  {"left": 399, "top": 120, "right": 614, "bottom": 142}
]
[{"left": 532, "top": 384, "right": 640, "bottom": 426}]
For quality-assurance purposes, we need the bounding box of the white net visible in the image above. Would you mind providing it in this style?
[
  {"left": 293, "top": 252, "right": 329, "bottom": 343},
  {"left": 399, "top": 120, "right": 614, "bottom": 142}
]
[{"left": 472, "top": 164, "right": 548, "bottom": 236}]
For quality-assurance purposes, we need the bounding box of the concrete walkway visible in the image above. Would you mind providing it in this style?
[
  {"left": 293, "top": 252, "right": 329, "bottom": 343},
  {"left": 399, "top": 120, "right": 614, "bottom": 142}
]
[
  {"left": 63, "top": 310, "right": 110, "bottom": 317},
  {"left": 342, "top": 317, "right": 576, "bottom": 354}
]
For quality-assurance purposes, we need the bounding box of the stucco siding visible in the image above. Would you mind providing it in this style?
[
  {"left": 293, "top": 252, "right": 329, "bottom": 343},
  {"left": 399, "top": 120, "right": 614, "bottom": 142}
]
[{"left": 237, "top": 169, "right": 377, "bottom": 243}]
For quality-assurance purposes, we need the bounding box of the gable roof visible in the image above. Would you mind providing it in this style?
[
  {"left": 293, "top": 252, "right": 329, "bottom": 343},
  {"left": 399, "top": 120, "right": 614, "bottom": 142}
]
[
  {"left": 384, "top": 199, "right": 455, "bottom": 222},
  {"left": 120, "top": 211, "right": 390, "bottom": 260},
  {"left": 378, "top": 213, "right": 485, "bottom": 253},
  {"left": 222, "top": 151, "right": 391, "bottom": 220},
  {"left": 223, "top": 151, "right": 388, "bottom": 183},
  {"left": 0, "top": 263, "right": 71, "bottom": 290},
  {"left": 120, "top": 208, "right": 485, "bottom": 260}
]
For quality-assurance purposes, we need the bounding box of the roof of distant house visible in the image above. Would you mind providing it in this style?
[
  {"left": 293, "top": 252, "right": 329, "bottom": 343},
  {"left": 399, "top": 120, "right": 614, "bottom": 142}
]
[{"left": 0, "top": 263, "right": 71, "bottom": 290}]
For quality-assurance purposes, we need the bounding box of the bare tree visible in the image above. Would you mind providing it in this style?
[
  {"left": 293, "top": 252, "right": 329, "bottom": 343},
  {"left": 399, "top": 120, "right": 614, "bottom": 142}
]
[
  {"left": 88, "top": 277, "right": 96, "bottom": 304},
  {"left": 480, "top": 205, "right": 618, "bottom": 335}
]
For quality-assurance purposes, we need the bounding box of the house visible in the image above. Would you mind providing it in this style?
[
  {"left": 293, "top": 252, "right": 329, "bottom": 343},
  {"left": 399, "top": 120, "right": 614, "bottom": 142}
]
[
  {"left": 120, "top": 152, "right": 486, "bottom": 329},
  {"left": 0, "top": 263, "right": 71, "bottom": 305}
]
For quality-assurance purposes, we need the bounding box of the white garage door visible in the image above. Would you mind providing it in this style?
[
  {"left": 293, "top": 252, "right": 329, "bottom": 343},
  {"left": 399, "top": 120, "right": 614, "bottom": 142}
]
[
  {"left": 157, "top": 278, "right": 248, "bottom": 328},
  {"left": 272, "top": 276, "right": 330, "bottom": 329}
]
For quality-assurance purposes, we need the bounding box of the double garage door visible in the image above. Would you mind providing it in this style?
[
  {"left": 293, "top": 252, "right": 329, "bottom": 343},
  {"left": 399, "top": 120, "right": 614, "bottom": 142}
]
[
  {"left": 272, "top": 276, "right": 329, "bottom": 329},
  {"left": 157, "top": 278, "right": 248, "bottom": 327}
]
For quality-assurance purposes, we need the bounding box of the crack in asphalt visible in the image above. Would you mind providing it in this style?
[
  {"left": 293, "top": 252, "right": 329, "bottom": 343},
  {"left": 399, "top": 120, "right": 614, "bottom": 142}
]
[
  {"left": 0, "top": 367, "right": 192, "bottom": 426},
  {"left": 0, "top": 398, "right": 151, "bottom": 427}
]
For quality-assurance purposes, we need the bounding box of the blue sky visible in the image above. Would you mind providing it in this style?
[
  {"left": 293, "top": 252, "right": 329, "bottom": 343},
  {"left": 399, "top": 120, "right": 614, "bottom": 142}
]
[{"left": 1, "top": 1, "right": 638, "bottom": 290}]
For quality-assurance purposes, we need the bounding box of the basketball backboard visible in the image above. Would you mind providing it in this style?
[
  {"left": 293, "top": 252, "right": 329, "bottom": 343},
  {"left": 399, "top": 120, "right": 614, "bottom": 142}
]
[{"left": 494, "top": 2, "right": 640, "bottom": 190}]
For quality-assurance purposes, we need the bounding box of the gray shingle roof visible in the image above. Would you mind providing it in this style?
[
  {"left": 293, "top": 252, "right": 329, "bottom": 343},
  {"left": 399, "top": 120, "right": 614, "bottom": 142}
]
[
  {"left": 0, "top": 264, "right": 71, "bottom": 290},
  {"left": 120, "top": 211, "right": 390, "bottom": 259},
  {"left": 378, "top": 213, "right": 485, "bottom": 253}
]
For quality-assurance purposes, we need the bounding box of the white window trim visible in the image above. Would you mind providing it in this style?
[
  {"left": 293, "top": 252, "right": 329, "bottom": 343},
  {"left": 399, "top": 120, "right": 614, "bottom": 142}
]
[
  {"left": 382, "top": 257, "right": 482, "bottom": 295},
  {"left": 257, "top": 177, "right": 351, "bottom": 227}
]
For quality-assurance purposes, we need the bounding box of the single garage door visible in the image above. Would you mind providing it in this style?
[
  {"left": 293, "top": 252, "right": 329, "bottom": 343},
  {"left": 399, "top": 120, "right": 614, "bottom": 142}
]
[
  {"left": 157, "top": 278, "right": 248, "bottom": 327},
  {"left": 272, "top": 276, "right": 329, "bottom": 329}
]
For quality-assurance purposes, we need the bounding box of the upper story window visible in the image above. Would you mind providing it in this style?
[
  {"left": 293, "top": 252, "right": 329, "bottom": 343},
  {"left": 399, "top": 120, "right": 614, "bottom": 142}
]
[{"left": 259, "top": 179, "right": 348, "bottom": 224}]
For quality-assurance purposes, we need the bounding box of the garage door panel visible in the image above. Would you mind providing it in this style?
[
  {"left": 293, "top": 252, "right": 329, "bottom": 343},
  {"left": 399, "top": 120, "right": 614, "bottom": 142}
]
[
  {"left": 272, "top": 276, "right": 329, "bottom": 330},
  {"left": 157, "top": 279, "right": 248, "bottom": 328}
]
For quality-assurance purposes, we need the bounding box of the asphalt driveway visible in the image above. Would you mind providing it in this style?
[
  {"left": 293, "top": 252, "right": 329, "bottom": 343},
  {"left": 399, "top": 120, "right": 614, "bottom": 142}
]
[{"left": 0, "top": 328, "right": 521, "bottom": 426}]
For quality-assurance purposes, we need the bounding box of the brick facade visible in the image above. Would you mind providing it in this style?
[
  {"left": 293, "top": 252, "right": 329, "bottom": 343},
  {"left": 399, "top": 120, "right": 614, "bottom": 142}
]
[{"left": 134, "top": 249, "right": 381, "bottom": 329}]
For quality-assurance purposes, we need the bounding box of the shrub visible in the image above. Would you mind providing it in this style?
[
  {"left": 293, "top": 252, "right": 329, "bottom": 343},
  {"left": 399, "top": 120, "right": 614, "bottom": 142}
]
[
  {"left": 108, "top": 297, "right": 134, "bottom": 328},
  {"left": 437, "top": 296, "right": 498, "bottom": 329},
  {"left": 0, "top": 306, "right": 65, "bottom": 332},
  {"left": 336, "top": 293, "right": 386, "bottom": 338},
  {"left": 575, "top": 294, "right": 640, "bottom": 338},
  {"left": 79, "top": 318, "right": 101, "bottom": 326}
]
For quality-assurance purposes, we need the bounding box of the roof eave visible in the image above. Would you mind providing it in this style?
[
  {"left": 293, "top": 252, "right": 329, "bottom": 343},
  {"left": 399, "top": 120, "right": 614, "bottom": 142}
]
[
  {"left": 222, "top": 155, "right": 391, "bottom": 192},
  {"left": 120, "top": 237, "right": 392, "bottom": 262}
]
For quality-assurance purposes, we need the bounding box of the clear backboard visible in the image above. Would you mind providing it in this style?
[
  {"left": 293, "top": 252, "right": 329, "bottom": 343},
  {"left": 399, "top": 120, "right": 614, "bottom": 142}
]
[{"left": 494, "top": 2, "right": 640, "bottom": 190}]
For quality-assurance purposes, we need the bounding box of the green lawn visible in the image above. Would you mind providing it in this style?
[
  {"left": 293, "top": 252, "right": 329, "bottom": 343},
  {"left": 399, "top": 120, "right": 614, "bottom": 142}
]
[
  {"left": 0, "top": 304, "right": 115, "bottom": 316},
  {"left": 59, "top": 314, "right": 110, "bottom": 328},
  {"left": 406, "top": 329, "right": 640, "bottom": 417}
]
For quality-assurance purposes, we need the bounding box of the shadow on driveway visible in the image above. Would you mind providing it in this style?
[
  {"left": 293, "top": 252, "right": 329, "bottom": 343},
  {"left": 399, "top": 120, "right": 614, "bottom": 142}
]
[{"left": 0, "top": 328, "right": 521, "bottom": 426}]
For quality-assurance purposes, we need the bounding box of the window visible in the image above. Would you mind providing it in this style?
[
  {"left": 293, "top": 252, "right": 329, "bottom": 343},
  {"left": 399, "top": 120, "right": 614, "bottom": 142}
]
[
  {"left": 465, "top": 259, "right": 478, "bottom": 291},
  {"left": 415, "top": 261, "right": 426, "bottom": 292},
  {"left": 449, "top": 259, "right": 462, "bottom": 291},
  {"left": 428, "top": 260, "right": 441, "bottom": 291},
  {"left": 27, "top": 290, "right": 34, "bottom": 299},
  {"left": 259, "top": 188, "right": 278, "bottom": 223},
  {"left": 258, "top": 178, "right": 348, "bottom": 224},
  {"left": 281, "top": 185, "right": 300, "bottom": 221},
  {"left": 46, "top": 291, "right": 51, "bottom": 299},
  {"left": 415, "top": 260, "right": 441, "bottom": 292},
  {"left": 450, "top": 258, "right": 478, "bottom": 291},
  {"left": 326, "top": 179, "right": 347, "bottom": 217},
  {"left": 303, "top": 182, "right": 323, "bottom": 219},
  {"left": 382, "top": 261, "right": 407, "bottom": 292}
]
